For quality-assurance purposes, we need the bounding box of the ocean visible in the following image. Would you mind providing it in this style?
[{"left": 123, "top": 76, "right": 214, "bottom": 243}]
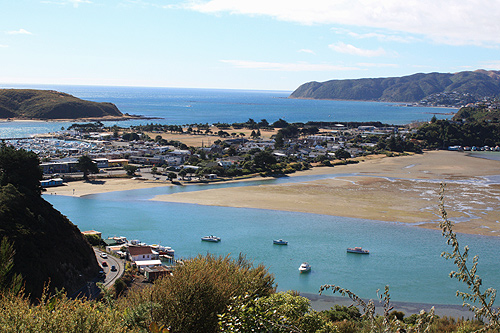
[
  {"left": 0, "top": 84, "right": 453, "bottom": 138},
  {"left": 4, "top": 84, "right": 498, "bottom": 307}
]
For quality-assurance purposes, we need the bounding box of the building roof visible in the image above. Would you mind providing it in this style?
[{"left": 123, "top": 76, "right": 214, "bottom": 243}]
[
  {"left": 144, "top": 266, "right": 171, "bottom": 273},
  {"left": 82, "top": 230, "right": 101, "bottom": 235},
  {"left": 135, "top": 260, "right": 162, "bottom": 267},
  {"left": 128, "top": 245, "right": 154, "bottom": 256}
]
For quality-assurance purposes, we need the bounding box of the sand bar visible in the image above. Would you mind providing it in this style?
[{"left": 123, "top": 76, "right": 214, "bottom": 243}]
[
  {"left": 45, "top": 151, "right": 500, "bottom": 236},
  {"left": 151, "top": 151, "right": 500, "bottom": 236}
]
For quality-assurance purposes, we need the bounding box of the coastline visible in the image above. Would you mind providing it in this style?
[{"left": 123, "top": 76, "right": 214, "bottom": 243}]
[
  {"left": 303, "top": 293, "right": 474, "bottom": 319},
  {"left": 45, "top": 150, "right": 500, "bottom": 236},
  {"left": 0, "top": 115, "right": 155, "bottom": 122}
]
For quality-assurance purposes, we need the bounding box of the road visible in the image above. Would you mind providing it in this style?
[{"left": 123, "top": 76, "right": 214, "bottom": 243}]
[{"left": 94, "top": 248, "right": 125, "bottom": 288}]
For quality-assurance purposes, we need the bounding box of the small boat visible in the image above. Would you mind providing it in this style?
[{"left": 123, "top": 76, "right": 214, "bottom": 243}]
[
  {"left": 201, "top": 235, "right": 221, "bottom": 242},
  {"left": 347, "top": 247, "right": 369, "bottom": 254},
  {"left": 298, "top": 262, "right": 311, "bottom": 273},
  {"left": 273, "top": 239, "right": 288, "bottom": 245}
]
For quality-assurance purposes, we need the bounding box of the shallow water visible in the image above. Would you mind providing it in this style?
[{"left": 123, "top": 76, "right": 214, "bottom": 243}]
[{"left": 44, "top": 177, "right": 500, "bottom": 306}]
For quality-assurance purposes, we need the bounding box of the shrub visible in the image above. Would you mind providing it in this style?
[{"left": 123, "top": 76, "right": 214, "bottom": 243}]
[{"left": 146, "top": 253, "right": 275, "bottom": 332}]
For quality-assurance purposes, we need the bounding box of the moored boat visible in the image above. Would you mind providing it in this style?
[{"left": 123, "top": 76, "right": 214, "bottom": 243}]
[
  {"left": 201, "top": 235, "right": 221, "bottom": 242},
  {"left": 347, "top": 247, "right": 369, "bottom": 254},
  {"left": 298, "top": 262, "right": 311, "bottom": 273},
  {"left": 273, "top": 239, "right": 288, "bottom": 245}
]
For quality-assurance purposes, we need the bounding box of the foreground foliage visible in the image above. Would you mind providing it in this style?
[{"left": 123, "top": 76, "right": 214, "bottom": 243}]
[{"left": 1, "top": 179, "right": 499, "bottom": 332}]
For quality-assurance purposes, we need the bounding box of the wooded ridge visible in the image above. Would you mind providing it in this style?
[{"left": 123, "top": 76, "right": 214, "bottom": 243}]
[{"left": 289, "top": 70, "right": 500, "bottom": 103}]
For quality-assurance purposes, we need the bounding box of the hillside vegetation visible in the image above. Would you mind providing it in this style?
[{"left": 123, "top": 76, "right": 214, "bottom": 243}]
[
  {"left": 0, "top": 89, "right": 123, "bottom": 120},
  {"left": 290, "top": 70, "right": 500, "bottom": 103},
  {"left": 0, "top": 144, "right": 100, "bottom": 299}
]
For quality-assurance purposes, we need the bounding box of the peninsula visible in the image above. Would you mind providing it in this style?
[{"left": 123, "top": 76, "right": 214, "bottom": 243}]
[
  {"left": 290, "top": 69, "right": 500, "bottom": 104},
  {"left": 0, "top": 89, "right": 133, "bottom": 120}
]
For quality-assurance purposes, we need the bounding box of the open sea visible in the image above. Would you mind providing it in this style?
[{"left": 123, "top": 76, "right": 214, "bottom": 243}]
[
  {"left": 3, "top": 84, "right": 499, "bottom": 307},
  {"left": 0, "top": 84, "right": 453, "bottom": 138}
]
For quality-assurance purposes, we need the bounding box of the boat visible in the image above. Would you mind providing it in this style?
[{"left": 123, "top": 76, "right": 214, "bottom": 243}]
[
  {"left": 347, "top": 247, "right": 369, "bottom": 254},
  {"left": 201, "top": 235, "right": 221, "bottom": 242},
  {"left": 273, "top": 239, "right": 288, "bottom": 245},
  {"left": 298, "top": 262, "right": 311, "bottom": 273}
]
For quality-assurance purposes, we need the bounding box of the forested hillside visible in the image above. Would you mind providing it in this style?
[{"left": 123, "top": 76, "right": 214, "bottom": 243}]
[
  {"left": 0, "top": 145, "right": 100, "bottom": 298},
  {"left": 290, "top": 70, "right": 500, "bottom": 103}
]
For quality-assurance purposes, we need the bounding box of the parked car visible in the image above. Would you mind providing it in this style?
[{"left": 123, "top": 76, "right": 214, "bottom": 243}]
[
  {"left": 101, "top": 261, "right": 108, "bottom": 267},
  {"left": 98, "top": 270, "right": 105, "bottom": 278},
  {"left": 111, "top": 265, "right": 117, "bottom": 272},
  {"left": 100, "top": 253, "right": 108, "bottom": 259}
]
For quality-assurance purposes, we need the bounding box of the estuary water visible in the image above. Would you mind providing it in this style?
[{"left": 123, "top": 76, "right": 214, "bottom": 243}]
[{"left": 43, "top": 175, "right": 500, "bottom": 306}]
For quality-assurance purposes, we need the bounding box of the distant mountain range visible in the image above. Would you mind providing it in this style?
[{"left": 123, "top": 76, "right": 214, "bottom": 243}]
[
  {"left": 0, "top": 89, "right": 124, "bottom": 120},
  {"left": 289, "top": 70, "right": 500, "bottom": 103}
]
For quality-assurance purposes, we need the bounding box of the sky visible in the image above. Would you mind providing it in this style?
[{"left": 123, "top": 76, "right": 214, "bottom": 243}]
[{"left": 1, "top": 0, "right": 500, "bottom": 91}]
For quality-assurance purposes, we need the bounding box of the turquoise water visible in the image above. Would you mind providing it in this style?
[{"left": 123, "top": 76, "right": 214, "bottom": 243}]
[
  {"left": 5, "top": 84, "right": 495, "bottom": 306},
  {"left": 44, "top": 177, "right": 500, "bottom": 306},
  {"left": 0, "top": 84, "right": 453, "bottom": 138}
]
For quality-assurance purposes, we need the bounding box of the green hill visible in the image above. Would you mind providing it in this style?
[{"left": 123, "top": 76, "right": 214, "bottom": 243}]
[
  {"left": 0, "top": 89, "right": 123, "bottom": 120},
  {"left": 290, "top": 70, "right": 500, "bottom": 103},
  {"left": 0, "top": 145, "right": 100, "bottom": 299}
]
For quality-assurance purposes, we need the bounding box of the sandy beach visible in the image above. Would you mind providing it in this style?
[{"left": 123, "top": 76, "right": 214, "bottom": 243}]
[
  {"left": 46, "top": 150, "right": 500, "bottom": 236},
  {"left": 152, "top": 151, "right": 500, "bottom": 236}
]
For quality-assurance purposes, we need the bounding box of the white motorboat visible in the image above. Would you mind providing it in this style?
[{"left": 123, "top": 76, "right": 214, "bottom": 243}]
[
  {"left": 201, "top": 235, "right": 221, "bottom": 242},
  {"left": 347, "top": 247, "right": 369, "bottom": 254},
  {"left": 298, "top": 262, "right": 311, "bottom": 273}
]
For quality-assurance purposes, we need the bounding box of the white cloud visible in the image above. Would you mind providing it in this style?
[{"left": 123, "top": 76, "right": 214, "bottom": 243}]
[
  {"left": 298, "top": 49, "right": 316, "bottom": 55},
  {"left": 329, "top": 42, "right": 387, "bottom": 57},
  {"left": 357, "top": 62, "right": 398, "bottom": 68},
  {"left": 0, "top": 44, "right": 9, "bottom": 48},
  {"left": 41, "top": 0, "right": 91, "bottom": 7},
  {"left": 6, "top": 29, "right": 32, "bottom": 35},
  {"left": 479, "top": 61, "right": 500, "bottom": 69},
  {"left": 331, "top": 28, "right": 418, "bottom": 43},
  {"left": 220, "top": 59, "right": 358, "bottom": 72},
  {"left": 186, "top": 0, "right": 500, "bottom": 46}
]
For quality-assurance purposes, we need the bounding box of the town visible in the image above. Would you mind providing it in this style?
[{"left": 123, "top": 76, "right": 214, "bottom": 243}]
[{"left": 5, "top": 119, "right": 417, "bottom": 185}]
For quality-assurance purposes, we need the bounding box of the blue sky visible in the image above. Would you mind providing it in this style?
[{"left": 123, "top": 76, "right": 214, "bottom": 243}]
[{"left": 1, "top": 0, "right": 500, "bottom": 90}]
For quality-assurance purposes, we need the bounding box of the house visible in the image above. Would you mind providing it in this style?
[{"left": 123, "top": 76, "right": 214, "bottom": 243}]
[
  {"left": 128, "top": 245, "right": 162, "bottom": 268},
  {"left": 144, "top": 266, "right": 172, "bottom": 282},
  {"left": 81, "top": 230, "right": 102, "bottom": 238},
  {"left": 40, "top": 178, "right": 64, "bottom": 187},
  {"left": 93, "top": 158, "right": 109, "bottom": 168},
  {"left": 108, "top": 159, "right": 129, "bottom": 167},
  {"left": 128, "top": 245, "right": 156, "bottom": 262}
]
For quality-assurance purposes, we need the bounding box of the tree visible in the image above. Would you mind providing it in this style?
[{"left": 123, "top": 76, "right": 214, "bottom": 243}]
[
  {"left": 178, "top": 169, "right": 187, "bottom": 180},
  {"left": 253, "top": 151, "right": 277, "bottom": 170},
  {"left": 0, "top": 237, "right": 23, "bottom": 295},
  {"left": 77, "top": 155, "right": 99, "bottom": 181},
  {"left": 0, "top": 144, "right": 43, "bottom": 197},
  {"left": 258, "top": 119, "right": 269, "bottom": 128},
  {"left": 167, "top": 172, "right": 177, "bottom": 181},
  {"left": 335, "top": 148, "right": 351, "bottom": 160},
  {"left": 122, "top": 132, "right": 140, "bottom": 141},
  {"left": 272, "top": 118, "right": 289, "bottom": 128},
  {"left": 123, "top": 165, "right": 138, "bottom": 176}
]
